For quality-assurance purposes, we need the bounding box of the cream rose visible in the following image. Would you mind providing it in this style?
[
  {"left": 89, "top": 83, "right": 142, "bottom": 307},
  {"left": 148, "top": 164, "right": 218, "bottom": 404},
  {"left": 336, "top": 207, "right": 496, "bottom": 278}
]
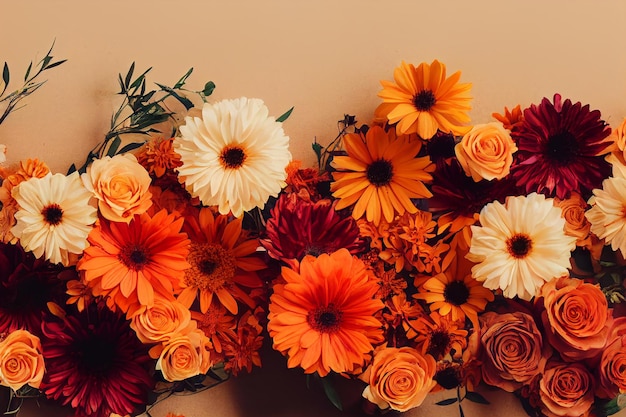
[
  {"left": 362, "top": 347, "right": 436, "bottom": 412},
  {"left": 455, "top": 122, "right": 517, "bottom": 181},
  {"left": 155, "top": 329, "right": 212, "bottom": 382},
  {"left": 130, "top": 298, "right": 193, "bottom": 348},
  {"left": 0, "top": 330, "right": 45, "bottom": 391},
  {"left": 81, "top": 154, "right": 152, "bottom": 222}
]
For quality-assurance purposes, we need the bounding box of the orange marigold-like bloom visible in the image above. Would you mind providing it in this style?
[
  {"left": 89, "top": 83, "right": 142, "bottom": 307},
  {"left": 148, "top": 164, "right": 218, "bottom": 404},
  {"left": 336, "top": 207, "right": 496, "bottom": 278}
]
[
  {"left": 178, "top": 207, "right": 266, "bottom": 315},
  {"left": 77, "top": 209, "right": 190, "bottom": 316},
  {"left": 223, "top": 309, "right": 264, "bottom": 376},
  {"left": 376, "top": 60, "right": 472, "bottom": 139},
  {"left": 136, "top": 137, "right": 182, "bottom": 178},
  {"left": 414, "top": 243, "right": 494, "bottom": 325},
  {"left": 267, "top": 249, "right": 384, "bottom": 377},
  {"left": 492, "top": 104, "right": 524, "bottom": 131},
  {"left": 191, "top": 302, "right": 237, "bottom": 354},
  {"left": 412, "top": 312, "right": 468, "bottom": 361},
  {"left": 331, "top": 126, "right": 434, "bottom": 226}
]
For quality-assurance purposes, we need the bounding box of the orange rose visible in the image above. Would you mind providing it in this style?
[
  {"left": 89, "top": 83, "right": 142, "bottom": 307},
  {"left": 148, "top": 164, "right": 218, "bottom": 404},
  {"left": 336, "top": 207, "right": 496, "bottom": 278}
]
[
  {"left": 0, "top": 330, "right": 45, "bottom": 391},
  {"left": 362, "top": 347, "right": 436, "bottom": 412},
  {"left": 130, "top": 298, "right": 193, "bottom": 349},
  {"left": 539, "top": 277, "right": 612, "bottom": 361},
  {"left": 81, "top": 154, "right": 152, "bottom": 222},
  {"left": 454, "top": 122, "right": 517, "bottom": 181},
  {"left": 554, "top": 192, "right": 591, "bottom": 247},
  {"left": 479, "top": 311, "right": 550, "bottom": 392},
  {"left": 155, "top": 329, "right": 212, "bottom": 382},
  {"left": 597, "top": 317, "right": 626, "bottom": 398},
  {"left": 539, "top": 361, "right": 595, "bottom": 417}
]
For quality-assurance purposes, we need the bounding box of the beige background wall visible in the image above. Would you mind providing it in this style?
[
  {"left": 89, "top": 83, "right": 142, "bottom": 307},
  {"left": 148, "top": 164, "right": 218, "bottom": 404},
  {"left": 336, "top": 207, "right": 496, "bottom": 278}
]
[{"left": 2, "top": 1, "right": 626, "bottom": 417}]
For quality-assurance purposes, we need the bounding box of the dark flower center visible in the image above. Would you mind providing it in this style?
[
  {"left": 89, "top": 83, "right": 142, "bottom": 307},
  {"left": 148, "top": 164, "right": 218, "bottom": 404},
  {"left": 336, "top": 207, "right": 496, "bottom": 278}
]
[
  {"left": 426, "top": 132, "right": 457, "bottom": 163},
  {"left": 76, "top": 336, "right": 117, "bottom": 375},
  {"left": 366, "top": 159, "right": 393, "bottom": 187},
  {"left": 119, "top": 245, "right": 150, "bottom": 270},
  {"left": 545, "top": 131, "right": 578, "bottom": 165},
  {"left": 443, "top": 281, "right": 470, "bottom": 306},
  {"left": 41, "top": 204, "right": 63, "bottom": 226},
  {"left": 428, "top": 330, "right": 451, "bottom": 359},
  {"left": 308, "top": 304, "right": 343, "bottom": 333},
  {"left": 507, "top": 234, "right": 533, "bottom": 258},
  {"left": 434, "top": 366, "right": 462, "bottom": 390},
  {"left": 199, "top": 260, "right": 217, "bottom": 275},
  {"left": 220, "top": 146, "right": 247, "bottom": 169},
  {"left": 413, "top": 90, "right": 436, "bottom": 111}
]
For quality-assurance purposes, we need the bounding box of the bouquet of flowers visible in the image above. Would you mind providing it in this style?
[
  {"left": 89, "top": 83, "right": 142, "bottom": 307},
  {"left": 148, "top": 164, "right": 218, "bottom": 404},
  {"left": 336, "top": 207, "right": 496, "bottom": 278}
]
[{"left": 0, "top": 44, "right": 625, "bottom": 417}]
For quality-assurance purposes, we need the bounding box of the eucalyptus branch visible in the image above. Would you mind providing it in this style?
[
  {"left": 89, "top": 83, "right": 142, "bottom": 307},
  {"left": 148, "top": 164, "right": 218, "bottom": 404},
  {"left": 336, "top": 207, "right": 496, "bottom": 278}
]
[{"left": 0, "top": 42, "right": 66, "bottom": 125}]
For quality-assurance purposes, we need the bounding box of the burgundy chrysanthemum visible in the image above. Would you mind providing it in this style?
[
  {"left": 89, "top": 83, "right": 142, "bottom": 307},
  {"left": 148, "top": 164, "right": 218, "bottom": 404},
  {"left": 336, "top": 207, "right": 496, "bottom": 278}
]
[
  {"left": 0, "top": 242, "right": 68, "bottom": 335},
  {"left": 260, "top": 193, "right": 363, "bottom": 267},
  {"left": 511, "top": 94, "right": 611, "bottom": 199},
  {"left": 40, "top": 303, "right": 154, "bottom": 417},
  {"left": 428, "top": 160, "right": 520, "bottom": 233}
]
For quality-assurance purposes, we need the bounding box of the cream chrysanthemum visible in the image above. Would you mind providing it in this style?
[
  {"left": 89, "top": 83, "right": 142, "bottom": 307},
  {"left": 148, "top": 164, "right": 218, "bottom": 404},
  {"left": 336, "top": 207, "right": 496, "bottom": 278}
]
[
  {"left": 174, "top": 98, "right": 291, "bottom": 217},
  {"left": 467, "top": 192, "right": 576, "bottom": 300},
  {"left": 11, "top": 172, "right": 97, "bottom": 265},
  {"left": 586, "top": 175, "right": 626, "bottom": 257}
]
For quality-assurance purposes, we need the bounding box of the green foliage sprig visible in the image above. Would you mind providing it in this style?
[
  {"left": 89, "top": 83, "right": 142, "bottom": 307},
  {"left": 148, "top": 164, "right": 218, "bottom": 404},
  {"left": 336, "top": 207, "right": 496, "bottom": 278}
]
[
  {"left": 0, "top": 42, "right": 66, "bottom": 125},
  {"left": 69, "top": 64, "right": 216, "bottom": 174}
]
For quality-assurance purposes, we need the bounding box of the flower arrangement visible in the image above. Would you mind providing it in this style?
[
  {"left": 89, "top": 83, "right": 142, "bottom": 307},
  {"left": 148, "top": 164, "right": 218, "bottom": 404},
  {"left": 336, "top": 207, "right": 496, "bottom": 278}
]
[{"left": 0, "top": 45, "right": 625, "bottom": 417}]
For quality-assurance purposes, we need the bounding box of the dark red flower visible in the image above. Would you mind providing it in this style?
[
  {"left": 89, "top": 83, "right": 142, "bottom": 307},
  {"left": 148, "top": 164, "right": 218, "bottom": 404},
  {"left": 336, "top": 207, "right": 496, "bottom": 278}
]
[
  {"left": 40, "top": 303, "right": 154, "bottom": 417},
  {"left": 0, "top": 242, "right": 69, "bottom": 335},
  {"left": 260, "top": 193, "right": 363, "bottom": 267},
  {"left": 510, "top": 94, "right": 611, "bottom": 199}
]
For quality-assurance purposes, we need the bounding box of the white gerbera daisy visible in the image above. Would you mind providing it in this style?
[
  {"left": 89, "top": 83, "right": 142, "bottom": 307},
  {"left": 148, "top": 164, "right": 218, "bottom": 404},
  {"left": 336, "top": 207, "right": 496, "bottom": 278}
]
[
  {"left": 586, "top": 175, "right": 626, "bottom": 256},
  {"left": 174, "top": 97, "right": 292, "bottom": 217},
  {"left": 11, "top": 172, "right": 97, "bottom": 265},
  {"left": 467, "top": 192, "right": 576, "bottom": 300}
]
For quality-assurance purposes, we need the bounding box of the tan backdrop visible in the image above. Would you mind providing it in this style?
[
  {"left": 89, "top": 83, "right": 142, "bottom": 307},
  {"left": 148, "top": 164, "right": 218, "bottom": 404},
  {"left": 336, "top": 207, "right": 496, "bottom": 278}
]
[{"left": 2, "top": 1, "right": 626, "bottom": 417}]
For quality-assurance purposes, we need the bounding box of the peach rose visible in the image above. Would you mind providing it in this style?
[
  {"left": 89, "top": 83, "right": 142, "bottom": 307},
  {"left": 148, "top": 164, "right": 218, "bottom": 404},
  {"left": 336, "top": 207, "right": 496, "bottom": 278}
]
[
  {"left": 454, "top": 122, "right": 517, "bottom": 181},
  {"left": 155, "top": 328, "right": 212, "bottom": 382},
  {"left": 81, "top": 154, "right": 152, "bottom": 222},
  {"left": 539, "top": 277, "right": 612, "bottom": 361},
  {"left": 362, "top": 347, "right": 436, "bottom": 412},
  {"left": 554, "top": 192, "right": 591, "bottom": 247},
  {"left": 597, "top": 317, "right": 626, "bottom": 398},
  {"left": 539, "top": 361, "right": 595, "bottom": 417},
  {"left": 130, "top": 298, "right": 193, "bottom": 349},
  {"left": 0, "top": 330, "right": 45, "bottom": 391},
  {"left": 479, "top": 311, "right": 550, "bottom": 392}
]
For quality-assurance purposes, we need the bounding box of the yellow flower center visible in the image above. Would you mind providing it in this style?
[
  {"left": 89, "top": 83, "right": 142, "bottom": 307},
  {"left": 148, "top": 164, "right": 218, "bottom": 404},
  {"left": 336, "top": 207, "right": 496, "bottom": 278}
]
[
  {"left": 220, "top": 146, "right": 247, "bottom": 169},
  {"left": 185, "top": 243, "right": 236, "bottom": 291}
]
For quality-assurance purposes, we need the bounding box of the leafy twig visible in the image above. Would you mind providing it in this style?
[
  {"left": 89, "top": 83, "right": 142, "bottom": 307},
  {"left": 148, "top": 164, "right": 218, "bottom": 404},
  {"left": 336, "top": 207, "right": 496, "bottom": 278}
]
[{"left": 0, "top": 41, "right": 66, "bottom": 125}]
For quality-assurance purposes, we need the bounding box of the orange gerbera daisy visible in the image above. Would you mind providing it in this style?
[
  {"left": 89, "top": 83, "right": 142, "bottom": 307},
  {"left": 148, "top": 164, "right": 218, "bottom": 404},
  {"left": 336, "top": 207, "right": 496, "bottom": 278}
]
[
  {"left": 267, "top": 249, "right": 384, "bottom": 377},
  {"left": 77, "top": 209, "right": 190, "bottom": 316},
  {"left": 331, "top": 126, "right": 434, "bottom": 226},
  {"left": 178, "top": 207, "right": 266, "bottom": 315},
  {"left": 376, "top": 60, "right": 472, "bottom": 139},
  {"left": 413, "top": 243, "right": 494, "bottom": 325}
]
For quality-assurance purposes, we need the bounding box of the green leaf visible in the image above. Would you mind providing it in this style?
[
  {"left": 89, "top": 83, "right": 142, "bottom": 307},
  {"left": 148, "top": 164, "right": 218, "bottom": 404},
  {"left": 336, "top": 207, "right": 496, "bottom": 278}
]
[
  {"left": 45, "top": 59, "right": 67, "bottom": 70},
  {"left": 2, "top": 62, "right": 9, "bottom": 94},
  {"left": 67, "top": 163, "right": 77, "bottom": 175},
  {"left": 459, "top": 402, "right": 465, "bottom": 417},
  {"left": 202, "top": 81, "right": 215, "bottom": 97},
  {"left": 276, "top": 106, "right": 294, "bottom": 123},
  {"left": 118, "top": 142, "right": 146, "bottom": 154},
  {"left": 129, "top": 67, "right": 152, "bottom": 91},
  {"left": 23, "top": 61, "right": 32, "bottom": 82},
  {"left": 319, "top": 376, "right": 342, "bottom": 411},
  {"left": 124, "top": 62, "right": 135, "bottom": 89},
  {"left": 106, "top": 136, "right": 122, "bottom": 157},
  {"left": 465, "top": 391, "right": 490, "bottom": 405},
  {"left": 156, "top": 83, "right": 194, "bottom": 110},
  {"left": 174, "top": 67, "right": 194, "bottom": 89},
  {"left": 436, "top": 398, "right": 458, "bottom": 406},
  {"left": 312, "top": 142, "right": 323, "bottom": 163}
]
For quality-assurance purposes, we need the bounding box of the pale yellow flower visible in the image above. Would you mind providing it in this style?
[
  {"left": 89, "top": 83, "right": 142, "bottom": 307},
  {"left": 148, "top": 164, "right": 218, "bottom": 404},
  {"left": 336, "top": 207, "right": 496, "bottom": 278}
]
[
  {"left": 11, "top": 172, "right": 97, "bottom": 265},
  {"left": 174, "top": 98, "right": 291, "bottom": 217},
  {"left": 467, "top": 193, "right": 576, "bottom": 300}
]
